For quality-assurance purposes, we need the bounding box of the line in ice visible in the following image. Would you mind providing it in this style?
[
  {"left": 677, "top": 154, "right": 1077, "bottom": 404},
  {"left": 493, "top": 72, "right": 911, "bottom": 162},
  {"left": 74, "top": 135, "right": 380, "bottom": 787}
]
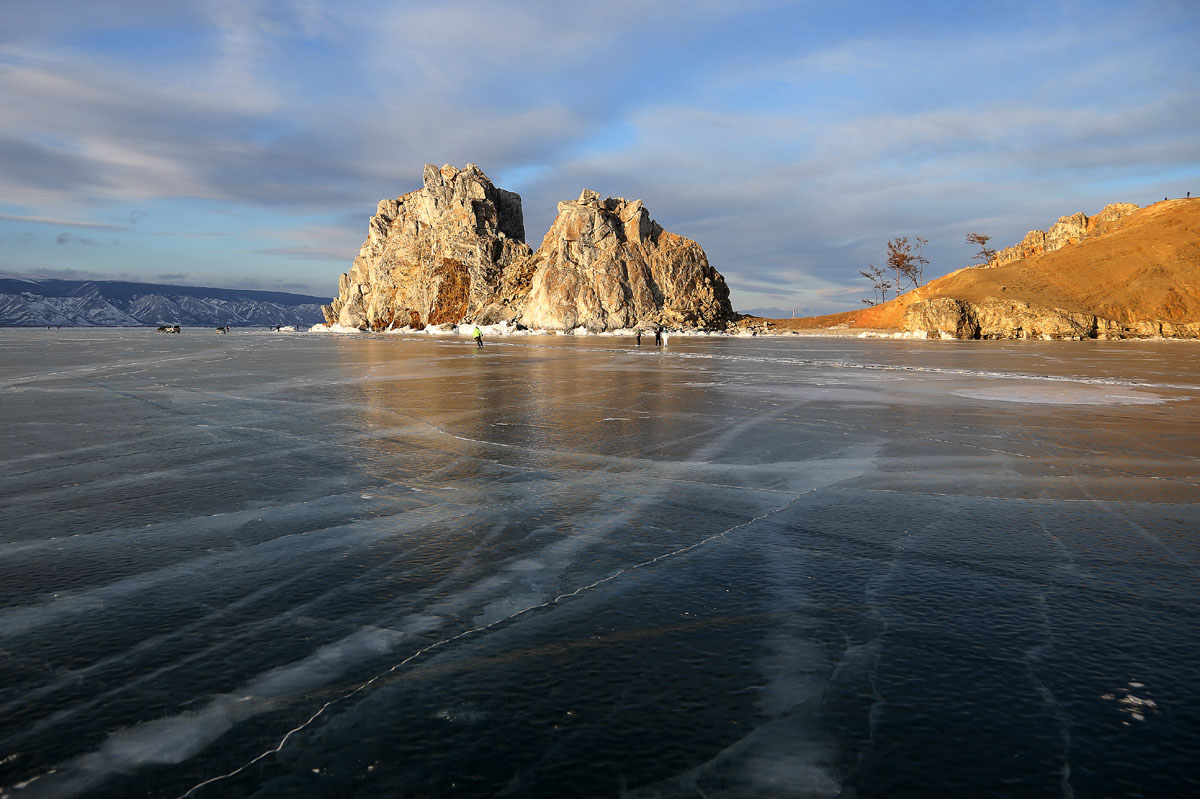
[
  {"left": 174, "top": 487, "right": 818, "bottom": 799},
  {"left": 405, "top": 336, "right": 1200, "bottom": 392},
  {"left": 0, "top": 345, "right": 261, "bottom": 390},
  {"left": 12, "top": 395, "right": 861, "bottom": 796},
  {"left": 777, "top": 410, "right": 1200, "bottom": 486}
]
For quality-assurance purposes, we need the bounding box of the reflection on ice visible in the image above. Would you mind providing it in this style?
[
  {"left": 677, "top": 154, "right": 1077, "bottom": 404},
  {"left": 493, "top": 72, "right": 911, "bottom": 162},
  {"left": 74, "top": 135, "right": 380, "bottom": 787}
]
[
  {"left": 952, "top": 385, "right": 1167, "bottom": 405},
  {"left": 1, "top": 330, "right": 1198, "bottom": 798}
]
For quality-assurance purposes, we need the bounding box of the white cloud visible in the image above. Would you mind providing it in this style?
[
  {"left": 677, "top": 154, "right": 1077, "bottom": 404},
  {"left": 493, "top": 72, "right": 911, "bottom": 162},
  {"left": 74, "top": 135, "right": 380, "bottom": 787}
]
[
  {"left": 0, "top": 212, "right": 125, "bottom": 230},
  {"left": 0, "top": 0, "right": 1196, "bottom": 313}
]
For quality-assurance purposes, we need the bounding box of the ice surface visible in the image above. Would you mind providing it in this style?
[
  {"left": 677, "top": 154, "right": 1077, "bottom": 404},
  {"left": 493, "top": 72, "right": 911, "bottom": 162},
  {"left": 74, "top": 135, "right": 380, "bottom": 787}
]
[
  {"left": 1, "top": 329, "right": 1199, "bottom": 798},
  {"left": 951, "top": 385, "right": 1167, "bottom": 405}
]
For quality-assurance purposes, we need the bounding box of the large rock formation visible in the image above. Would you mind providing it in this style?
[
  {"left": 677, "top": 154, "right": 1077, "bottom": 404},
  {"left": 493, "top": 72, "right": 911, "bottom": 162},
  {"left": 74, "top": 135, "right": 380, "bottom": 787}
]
[
  {"left": 990, "top": 203, "right": 1139, "bottom": 267},
  {"left": 519, "top": 190, "right": 732, "bottom": 330},
  {"left": 903, "top": 296, "right": 1200, "bottom": 340},
  {"left": 324, "top": 164, "right": 533, "bottom": 330},
  {"left": 324, "top": 167, "right": 734, "bottom": 331}
]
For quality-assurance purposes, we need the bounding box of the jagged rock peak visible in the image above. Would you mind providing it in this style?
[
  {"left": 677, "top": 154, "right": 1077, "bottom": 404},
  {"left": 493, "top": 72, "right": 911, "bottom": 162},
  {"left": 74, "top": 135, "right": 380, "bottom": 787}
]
[
  {"left": 421, "top": 163, "right": 526, "bottom": 242},
  {"left": 323, "top": 163, "right": 533, "bottom": 330},
  {"left": 322, "top": 165, "right": 735, "bottom": 332},
  {"left": 989, "top": 202, "right": 1139, "bottom": 267},
  {"left": 519, "top": 192, "right": 733, "bottom": 331}
]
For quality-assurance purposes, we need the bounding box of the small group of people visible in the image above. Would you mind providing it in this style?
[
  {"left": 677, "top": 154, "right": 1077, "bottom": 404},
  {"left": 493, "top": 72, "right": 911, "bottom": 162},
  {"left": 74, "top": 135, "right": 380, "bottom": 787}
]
[
  {"left": 635, "top": 328, "right": 667, "bottom": 346},
  {"left": 468, "top": 325, "right": 669, "bottom": 349}
]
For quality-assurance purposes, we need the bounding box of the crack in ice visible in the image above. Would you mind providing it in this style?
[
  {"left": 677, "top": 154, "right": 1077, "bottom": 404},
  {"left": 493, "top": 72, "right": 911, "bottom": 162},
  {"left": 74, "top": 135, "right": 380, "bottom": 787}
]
[{"left": 173, "top": 488, "right": 815, "bottom": 798}]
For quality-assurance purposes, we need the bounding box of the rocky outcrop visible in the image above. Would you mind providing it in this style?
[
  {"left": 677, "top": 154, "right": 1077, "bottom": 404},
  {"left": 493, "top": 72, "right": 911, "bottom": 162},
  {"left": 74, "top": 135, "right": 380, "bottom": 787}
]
[
  {"left": 796, "top": 197, "right": 1199, "bottom": 339},
  {"left": 519, "top": 190, "right": 733, "bottom": 331},
  {"left": 1085, "top": 202, "right": 1140, "bottom": 234},
  {"left": 903, "top": 297, "right": 1200, "bottom": 340},
  {"left": 324, "top": 164, "right": 533, "bottom": 330},
  {"left": 325, "top": 168, "right": 734, "bottom": 331},
  {"left": 990, "top": 203, "right": 1139, "bottom": 267}
]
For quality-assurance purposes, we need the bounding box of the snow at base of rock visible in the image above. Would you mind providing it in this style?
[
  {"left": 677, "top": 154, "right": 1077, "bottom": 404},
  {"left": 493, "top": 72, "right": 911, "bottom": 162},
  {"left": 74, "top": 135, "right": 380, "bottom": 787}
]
[{"left": 857, "top": 330, "right": 931, "bottom": 339}]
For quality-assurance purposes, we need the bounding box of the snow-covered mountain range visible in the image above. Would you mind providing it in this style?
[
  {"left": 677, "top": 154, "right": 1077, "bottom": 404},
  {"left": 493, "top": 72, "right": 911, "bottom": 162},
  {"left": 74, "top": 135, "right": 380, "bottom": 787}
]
[{"left": 0, "top": 277, "right": 327, "bottom": 327}]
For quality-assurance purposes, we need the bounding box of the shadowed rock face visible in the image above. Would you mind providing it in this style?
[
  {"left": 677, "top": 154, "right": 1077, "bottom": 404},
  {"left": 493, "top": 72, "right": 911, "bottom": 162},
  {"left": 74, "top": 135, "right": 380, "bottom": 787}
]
[
  {"left": 324, "top": 163, "right": 533, "bottom": 330},
  {"left": 519, "top": 190, "right": 733, "bottom": 331},
  {"left": 324, "top": 169, "right": 734, "bottom": 331}
]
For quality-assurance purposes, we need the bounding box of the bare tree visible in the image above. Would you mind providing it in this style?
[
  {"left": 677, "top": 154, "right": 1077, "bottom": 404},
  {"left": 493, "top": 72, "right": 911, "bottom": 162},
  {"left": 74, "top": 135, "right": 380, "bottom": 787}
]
[
  {"left": 913, "top": 236, "right": 928, "bottom": 285},
  {"left": 886, "top": 236, "right": 929, "bottom": 293},
  {"left": 965, "top": 232, "right": 996, "bottom": 265},
  {"left": 858, "top": 269, "right": 875, "bottom": 305},
  {"left": 859, "top": 264, "right": 891, "bottom": 305}
]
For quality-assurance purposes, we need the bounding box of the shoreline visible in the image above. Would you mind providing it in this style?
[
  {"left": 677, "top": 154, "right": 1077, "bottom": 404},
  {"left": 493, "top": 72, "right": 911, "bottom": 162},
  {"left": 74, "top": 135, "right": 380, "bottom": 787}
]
[
  {"left": 309, "top": 320, "right": 900, "bottom": 340},
  {"left": 4, "top": 324, "right": 1195, "bottom": 343},
  {"left": 306, "top": 322, "right": 1200, "bottom": 343}
]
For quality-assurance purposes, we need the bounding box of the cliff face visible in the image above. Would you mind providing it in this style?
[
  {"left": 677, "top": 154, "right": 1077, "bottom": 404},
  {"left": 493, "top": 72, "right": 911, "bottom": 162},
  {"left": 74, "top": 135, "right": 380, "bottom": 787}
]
[
  {"left": 901, "top": 296, "right": 1200, "bottom": 340},
  {"left": 324, "top": 164, "right": 533, "bottom": 330},
  {"left": 989, "top": 203, "right": 1140, "bottom": 267},
  {"left": 519, "top": 190, "right": 732, "bottom": 330},
  {"left": 324, "top": 167, "right": 734, "bottom": 332}
]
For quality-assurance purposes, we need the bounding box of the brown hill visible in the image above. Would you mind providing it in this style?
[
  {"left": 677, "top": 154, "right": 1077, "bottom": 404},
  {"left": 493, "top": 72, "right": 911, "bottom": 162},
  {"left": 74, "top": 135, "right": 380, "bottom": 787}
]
[{"left": 772, "top": 198, "right": 1200, "bottom": 339}]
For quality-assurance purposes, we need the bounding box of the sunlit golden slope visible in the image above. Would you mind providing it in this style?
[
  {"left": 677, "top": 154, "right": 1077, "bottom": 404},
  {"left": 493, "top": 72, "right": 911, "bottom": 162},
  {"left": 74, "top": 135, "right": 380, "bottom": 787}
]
[{"left": 769, "top": 198, "right": 1200, "bottom": 337}]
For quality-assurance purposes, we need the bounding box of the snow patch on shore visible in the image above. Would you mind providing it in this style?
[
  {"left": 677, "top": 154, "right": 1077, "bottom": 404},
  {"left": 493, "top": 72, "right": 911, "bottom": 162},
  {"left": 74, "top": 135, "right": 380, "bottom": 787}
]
[
  {"left": 857, "top": 330, "right": 930, "bottom": 340},
  {"left": 309, "top": 321, "right": 738, "bottom": 338}
]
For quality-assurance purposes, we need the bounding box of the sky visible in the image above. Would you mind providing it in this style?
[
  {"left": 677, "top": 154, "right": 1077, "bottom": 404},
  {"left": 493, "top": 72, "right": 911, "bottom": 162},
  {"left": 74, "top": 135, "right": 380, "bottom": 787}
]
[{"left": 1, "top": 0, "right": 1197, "bottom": 314}]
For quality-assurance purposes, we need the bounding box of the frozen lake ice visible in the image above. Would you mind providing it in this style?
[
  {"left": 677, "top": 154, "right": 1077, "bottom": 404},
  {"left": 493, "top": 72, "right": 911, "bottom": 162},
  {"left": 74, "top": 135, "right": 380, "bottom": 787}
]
[{"left": 1, "top": 328, "right": 1198, "bottom": 798}]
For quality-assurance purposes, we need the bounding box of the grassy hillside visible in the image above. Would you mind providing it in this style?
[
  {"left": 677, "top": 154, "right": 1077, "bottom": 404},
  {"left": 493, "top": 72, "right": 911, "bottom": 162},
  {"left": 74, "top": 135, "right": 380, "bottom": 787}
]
[{"left": 766, "top": 198, "right": 1200, "bottom": 331}]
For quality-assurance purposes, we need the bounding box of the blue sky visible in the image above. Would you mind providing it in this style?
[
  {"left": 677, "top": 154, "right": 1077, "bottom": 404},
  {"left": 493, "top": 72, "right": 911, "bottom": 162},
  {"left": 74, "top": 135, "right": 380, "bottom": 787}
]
[{"left": 1, "top": 0, "right": 1197, "bottom": 313}]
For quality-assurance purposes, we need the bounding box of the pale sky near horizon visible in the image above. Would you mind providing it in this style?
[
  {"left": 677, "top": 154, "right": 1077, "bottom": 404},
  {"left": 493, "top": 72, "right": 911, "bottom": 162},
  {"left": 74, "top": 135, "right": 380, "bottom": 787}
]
[{"left": 1, "top": 0, "right": 1197, "bottom": 314}]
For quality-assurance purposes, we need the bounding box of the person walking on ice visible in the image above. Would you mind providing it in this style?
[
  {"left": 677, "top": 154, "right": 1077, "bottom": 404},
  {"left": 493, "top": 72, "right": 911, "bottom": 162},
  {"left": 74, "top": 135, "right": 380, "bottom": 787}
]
[
  {"left": 654, "top": 328, "right": 662, "bottom": 346},
  {"left": 472, "top": 326, "right": 484, "bottom": 348}
]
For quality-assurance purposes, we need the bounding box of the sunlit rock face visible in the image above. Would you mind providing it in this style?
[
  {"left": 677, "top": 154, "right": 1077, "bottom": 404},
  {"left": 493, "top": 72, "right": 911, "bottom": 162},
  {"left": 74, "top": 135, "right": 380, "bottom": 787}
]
[
  {"left": 902, "top": 296, "right": 1200, "bottom": 340},
  {"left": 903, "top": 296, "right": 1104, "bottom": 340},
  {"left": 989, "top": 203, "right": 1140, "bottom": 267},
  {"left": 518, "top": 190, "right": 734, "bottom": 331},
  {"left": 324, "top": 163, "right": 532, "bottom": 330},
  {"left": 324, "top": 169, "right": 734, "bottom": 332}
]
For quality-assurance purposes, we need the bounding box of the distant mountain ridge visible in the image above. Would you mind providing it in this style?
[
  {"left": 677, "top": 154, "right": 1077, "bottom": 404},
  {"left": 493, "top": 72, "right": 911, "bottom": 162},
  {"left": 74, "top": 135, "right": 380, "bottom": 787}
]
[{"left": 0, "top": 276, "right": 328, "bottom": 327}]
